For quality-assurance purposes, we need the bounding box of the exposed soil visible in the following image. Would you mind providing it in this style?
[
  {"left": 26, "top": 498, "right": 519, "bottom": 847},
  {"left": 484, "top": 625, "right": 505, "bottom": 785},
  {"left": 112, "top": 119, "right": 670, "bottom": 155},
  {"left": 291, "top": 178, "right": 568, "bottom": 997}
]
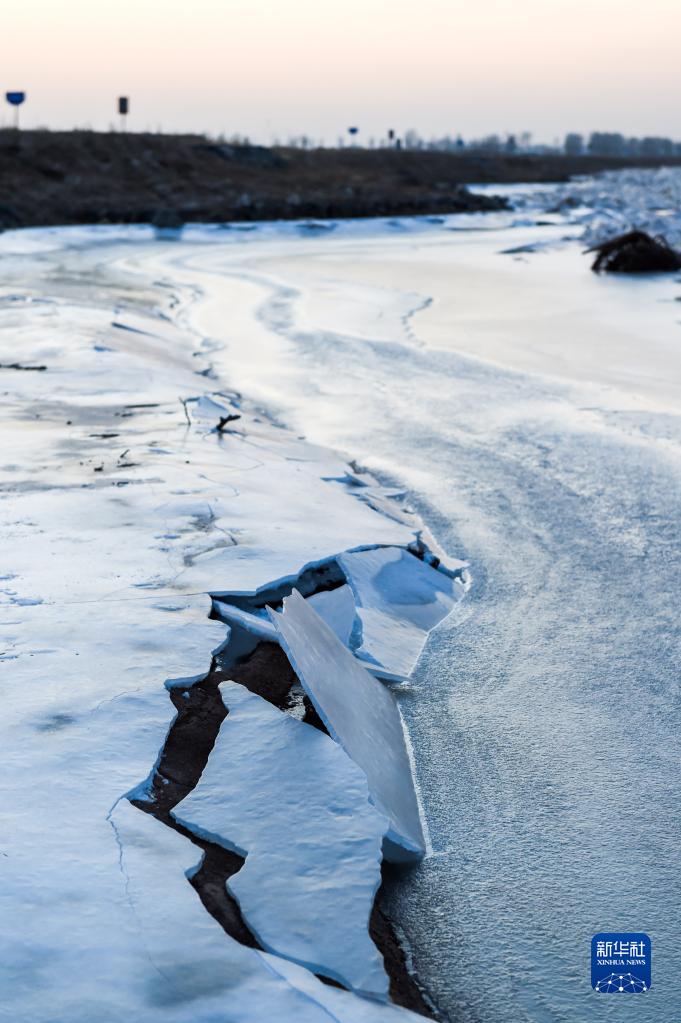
[
  {"left": 3, "top": 130, "right": 681, "bottom": 229},
  {"left": 0, "top": 130, "right": 502, "bottom": 226}
]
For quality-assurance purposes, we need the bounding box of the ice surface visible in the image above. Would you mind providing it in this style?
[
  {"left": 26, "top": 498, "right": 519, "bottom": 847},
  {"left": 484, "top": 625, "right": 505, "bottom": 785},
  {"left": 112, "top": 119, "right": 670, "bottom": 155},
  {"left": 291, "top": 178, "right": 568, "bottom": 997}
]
[
  {"left": 269, "top": 592, "right": 426, "bottom": 861},
  {"left": 0, "top": 598, "right": 229, "bottom": 1023},
  {"left": 111, "top": 800, "right": 423, "bottom": 1022},
  {"left": 172, "top": 682, "right": 389, "bottom": 998},
  {"left": 0, "top": 239, "right": 430, "bottom": 1020},
  {"left": 338, "top": 546, "right": 465, "bottom": 679},
  {"left": 0, "top": 306, "right": 413, "bottom": 608},
  {"left": 108, "top": 799, "right": 340, "bottom": 1022},
  {"left": 15, "top": 190, "right": 678, "bottom": 1020}
]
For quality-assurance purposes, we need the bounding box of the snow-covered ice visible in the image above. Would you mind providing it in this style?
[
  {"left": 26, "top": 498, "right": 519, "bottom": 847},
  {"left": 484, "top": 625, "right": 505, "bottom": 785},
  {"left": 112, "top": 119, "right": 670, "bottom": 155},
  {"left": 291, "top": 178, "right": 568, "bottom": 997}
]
[
  {"left": 270, "top": 591, "right": 426, "bottom": 861},
  {"left": 0, "top": 239, "right": 444, "bottom": 1020},
  {"left": 172, "top": 681, "right": 390, "bottom": 998},
  {"left": 110, "top": 799, "right": 425, "bottom": 1023}
]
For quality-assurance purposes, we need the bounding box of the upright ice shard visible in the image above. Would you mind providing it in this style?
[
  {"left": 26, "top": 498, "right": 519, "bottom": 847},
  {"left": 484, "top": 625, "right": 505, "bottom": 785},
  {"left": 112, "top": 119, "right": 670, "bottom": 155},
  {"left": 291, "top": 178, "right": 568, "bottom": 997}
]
[
  {"left": 338, "top": 546, "right": 464, "bottom": 679},
  {"left": 306, "top": 582, "right": 357, "bottom": 646},
  {"left": 172, "top": 682, "right": 390, "bottom": 999},
  {"left": 269, "top": 592, "right": 426, "bottom": 861}
]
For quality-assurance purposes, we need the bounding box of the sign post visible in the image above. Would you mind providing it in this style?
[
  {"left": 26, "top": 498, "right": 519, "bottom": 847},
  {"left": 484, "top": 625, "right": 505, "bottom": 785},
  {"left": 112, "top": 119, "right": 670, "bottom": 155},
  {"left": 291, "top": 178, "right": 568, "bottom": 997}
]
[
  {"left": 118, "top": 96, "right": 129, "bottom": 132},
  {"left": 6, "top": 92, "right": 25, "bottom": 129}
]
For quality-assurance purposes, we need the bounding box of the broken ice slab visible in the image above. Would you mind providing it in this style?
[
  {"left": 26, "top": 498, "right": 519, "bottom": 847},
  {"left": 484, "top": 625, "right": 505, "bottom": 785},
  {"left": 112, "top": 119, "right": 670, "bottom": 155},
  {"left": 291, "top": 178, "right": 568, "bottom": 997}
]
[
  {"left": 214, "top": 600, "right": 279, "bottom": 642},
  {"left": 172, "top": 682, "right": 390, "bottom": 1000},
  {"left": 214, "top": 582, "right": 357, "bottom": 649},
  {"left": 183, "top": 392, "right": 245, "bottom": 433},
  {"left": 338, "top": 546, "right": 466, "bottom": 680},
  {"left": 112, "top": 799, "right": 400, "bottom": 1023},
  {"left": 209, "top": 537, "right": 467, "bottom": 685},
  {"left": 269, "top": 592, "right": 426, "bottom": 862},
  {"left": 267, "top": 954, "right": 431, "bottom": 1022}
]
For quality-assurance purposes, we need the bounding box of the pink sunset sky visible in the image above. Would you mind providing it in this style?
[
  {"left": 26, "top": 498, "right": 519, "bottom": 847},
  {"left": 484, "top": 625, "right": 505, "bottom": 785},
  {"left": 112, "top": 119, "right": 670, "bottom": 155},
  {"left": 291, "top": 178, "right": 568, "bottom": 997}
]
[{"left": 3, "top": 0, "right": 680, "bottom": 142}]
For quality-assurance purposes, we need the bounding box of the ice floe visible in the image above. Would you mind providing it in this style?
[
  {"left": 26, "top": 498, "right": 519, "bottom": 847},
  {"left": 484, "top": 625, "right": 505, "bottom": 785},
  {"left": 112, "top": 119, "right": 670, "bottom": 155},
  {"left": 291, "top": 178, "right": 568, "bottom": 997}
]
[
  {"left": 518, "top": 166, "right": 681, "bottom": 249},
  {"left": 111, "top": 799, "right": 425, "bottom": 1022},
  {"left": 172, "top": 682, "right": 390, "bottom": 998},
  {"left": 338, "top": 546, "right": 466, "bottom": 680}
]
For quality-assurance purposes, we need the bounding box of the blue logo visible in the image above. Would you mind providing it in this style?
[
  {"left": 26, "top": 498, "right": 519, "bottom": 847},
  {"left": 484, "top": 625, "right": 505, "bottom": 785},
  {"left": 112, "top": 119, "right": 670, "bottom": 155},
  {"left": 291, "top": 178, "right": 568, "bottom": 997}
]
[{"left": 592, "top": 933, "right": 651, "bottom": 993}]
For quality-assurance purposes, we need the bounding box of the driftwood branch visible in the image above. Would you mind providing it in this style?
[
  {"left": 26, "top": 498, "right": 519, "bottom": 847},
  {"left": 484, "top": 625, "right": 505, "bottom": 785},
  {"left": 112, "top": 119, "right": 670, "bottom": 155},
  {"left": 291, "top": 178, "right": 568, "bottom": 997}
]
[{"left": 588, "top": 230, "right": 681, "bottom": 273}]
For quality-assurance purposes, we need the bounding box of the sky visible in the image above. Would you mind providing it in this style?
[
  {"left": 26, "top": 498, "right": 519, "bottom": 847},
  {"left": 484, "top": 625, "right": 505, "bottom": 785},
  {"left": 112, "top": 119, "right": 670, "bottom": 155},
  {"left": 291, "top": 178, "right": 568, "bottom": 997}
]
[{"left": 2, "top": 0, "right": 680, "bottom": 143}]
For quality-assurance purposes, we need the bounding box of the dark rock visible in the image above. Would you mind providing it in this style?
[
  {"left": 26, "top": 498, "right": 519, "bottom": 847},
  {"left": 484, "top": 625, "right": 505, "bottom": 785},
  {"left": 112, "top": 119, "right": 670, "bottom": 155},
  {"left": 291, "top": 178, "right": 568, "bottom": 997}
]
[{"left": 589, "top": 230, "right": 681, "bottom": 273}]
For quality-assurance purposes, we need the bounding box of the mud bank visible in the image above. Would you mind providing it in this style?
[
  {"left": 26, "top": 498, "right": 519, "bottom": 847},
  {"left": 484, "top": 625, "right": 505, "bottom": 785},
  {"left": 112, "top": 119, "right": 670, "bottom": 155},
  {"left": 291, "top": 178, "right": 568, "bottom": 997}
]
[{"left": 0, "top": 129, "right": 507, "bottom": 228}]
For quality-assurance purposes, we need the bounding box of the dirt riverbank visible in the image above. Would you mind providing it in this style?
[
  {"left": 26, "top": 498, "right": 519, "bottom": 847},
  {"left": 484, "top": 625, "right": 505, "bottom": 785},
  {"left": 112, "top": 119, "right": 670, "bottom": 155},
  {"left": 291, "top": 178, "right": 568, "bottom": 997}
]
[{"left": 3, "top": 129, "right": 680, "bottom": 228}]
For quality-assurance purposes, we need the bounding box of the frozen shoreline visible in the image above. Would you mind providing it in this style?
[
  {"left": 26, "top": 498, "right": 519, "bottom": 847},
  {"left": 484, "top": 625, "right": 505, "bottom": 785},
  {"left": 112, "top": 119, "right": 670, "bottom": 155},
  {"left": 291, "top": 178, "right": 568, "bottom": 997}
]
[{"left": 0, "top": 225, "right": 467, "bottom": 1021}]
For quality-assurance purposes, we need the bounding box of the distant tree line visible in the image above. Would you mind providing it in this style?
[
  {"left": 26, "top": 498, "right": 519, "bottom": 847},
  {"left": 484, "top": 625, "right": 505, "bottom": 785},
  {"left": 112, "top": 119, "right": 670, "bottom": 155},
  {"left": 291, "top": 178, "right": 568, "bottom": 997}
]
[
  {"left": 306, "top": 131, "right": 681, "bottom": 156},
  {"left": 564, "top": 132, "right": 681, "bottom": 157},
  {"left": 212, "top": 129, "right": 681, "bottom": 157},
  {"left": 401, "top": 131, "right": 681, "bottom": 157}
]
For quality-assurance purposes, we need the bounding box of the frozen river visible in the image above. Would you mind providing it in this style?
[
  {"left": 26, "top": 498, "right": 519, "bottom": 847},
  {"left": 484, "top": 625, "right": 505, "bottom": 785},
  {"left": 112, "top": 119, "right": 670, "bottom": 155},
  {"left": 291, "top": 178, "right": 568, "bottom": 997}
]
[
  {"left": 149, "top": 187, "right": 680, "bottom": 1022},
  {"left": 2, "top": 169, "right": 680, "bottom": 1022}
]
